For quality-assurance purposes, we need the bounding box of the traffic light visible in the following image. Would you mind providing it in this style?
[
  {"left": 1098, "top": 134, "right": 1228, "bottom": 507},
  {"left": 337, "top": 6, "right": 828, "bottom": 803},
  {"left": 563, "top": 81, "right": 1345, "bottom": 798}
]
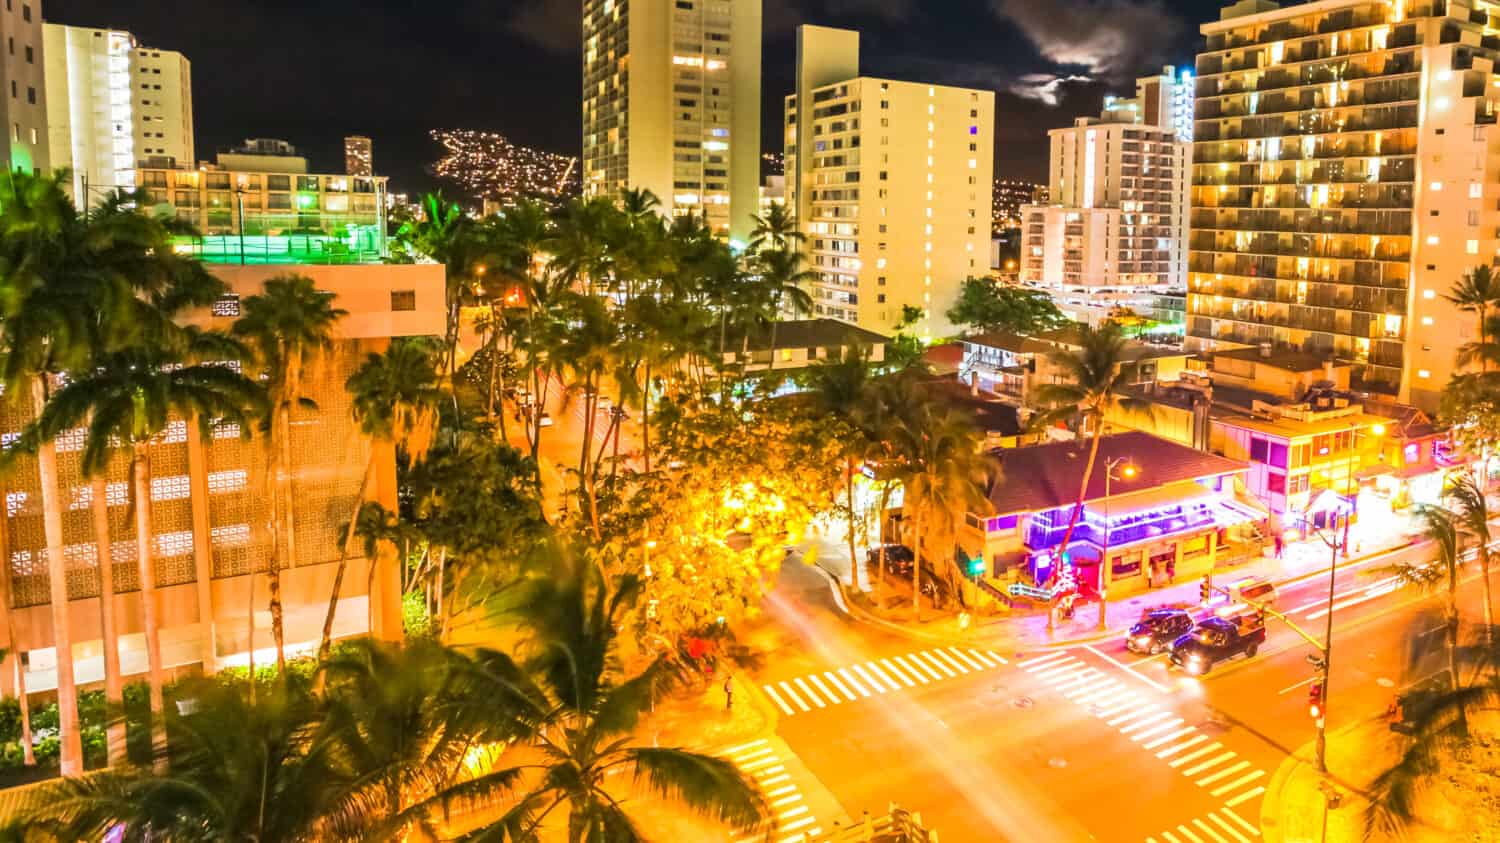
[
  {"left": 1308, "top": 681, "right": 1324, "bottom": 719},
  {"left": 1199, "top": 577, "right": 1212, "bottom": 602},
  {"left": 968, "top": 556, "right": 986, "bottom": 578}
]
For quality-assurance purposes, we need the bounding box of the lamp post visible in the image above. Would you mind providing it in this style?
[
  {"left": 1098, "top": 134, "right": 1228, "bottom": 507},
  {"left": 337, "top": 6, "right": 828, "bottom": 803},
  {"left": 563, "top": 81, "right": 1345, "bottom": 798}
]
[
  {"left": 1309, "top": 508, "right": 1348, "bottom": 774},
  {"left": 1098, "top": 456, "right": 1139, "bottom": 630}
]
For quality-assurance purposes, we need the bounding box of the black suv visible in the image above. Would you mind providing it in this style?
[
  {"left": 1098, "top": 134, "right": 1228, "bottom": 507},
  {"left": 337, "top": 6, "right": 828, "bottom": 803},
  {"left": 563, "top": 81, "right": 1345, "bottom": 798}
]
[
  {"left": 1126, "top": 608, "right": 1195, "bottom": 655},
  {"left": 865, "top": 545, "right": 915, "bottom": 577}
]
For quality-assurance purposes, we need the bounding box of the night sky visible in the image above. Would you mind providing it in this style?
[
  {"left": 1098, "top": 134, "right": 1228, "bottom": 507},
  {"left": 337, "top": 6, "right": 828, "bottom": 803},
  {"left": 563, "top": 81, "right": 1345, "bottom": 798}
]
[{"left": 46, "top": 0, "right": 1212, "bottom": 194}]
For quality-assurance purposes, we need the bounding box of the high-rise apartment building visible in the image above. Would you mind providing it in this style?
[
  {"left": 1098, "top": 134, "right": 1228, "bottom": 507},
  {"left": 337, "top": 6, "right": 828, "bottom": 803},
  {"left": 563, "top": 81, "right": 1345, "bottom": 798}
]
[
  {"left": 1189, "top": 0, "right": 1500, "bottom": 408},
  {"left": 1104, "top": 65, "right": 1197, "bottom": 143},
  {"left": 581, "top": 0, "right": 761, "bottom": 241},
  {"left": 42, "top": 24, "right": 193, "bottom": 201},
  {"left": 1, "top": 0, "right": 49, "bottom": 175},
  {"left": 785, "top": 25, "right": 994, "bottom": 338},
  {"left": 345, "top": 134, "right": 372, "bottom": 176},
  {"left": 1020, "top": 89, "right": 1191, "bottom": 317}
]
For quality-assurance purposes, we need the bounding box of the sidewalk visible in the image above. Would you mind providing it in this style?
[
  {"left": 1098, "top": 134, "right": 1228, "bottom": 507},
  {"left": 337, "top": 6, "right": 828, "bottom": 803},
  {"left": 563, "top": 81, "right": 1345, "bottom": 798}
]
[
  {"left": 809, "top": 523, "right": 1420, "bottom": 653},
  {"left": 643, "top": 673, "right": 776, "bottom": 750},
  {"left": 1263, "top": 714, "right": 1500, "bottom": 842}
]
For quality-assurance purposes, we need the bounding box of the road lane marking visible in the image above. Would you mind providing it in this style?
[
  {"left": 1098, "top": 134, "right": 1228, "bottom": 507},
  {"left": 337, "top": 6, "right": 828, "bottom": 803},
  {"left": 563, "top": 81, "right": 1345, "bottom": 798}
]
[
  {"left": 880, "top": 658, "right": 921, "bottom": 686},
  {"left": 724, "top": 738, "right": 768, "bottom": 755},
  {"left": 1176, "top": 824, "right": 1206, "bottom": 842},
  {"left": 778, "top": 805, "right": 810, "bottom": 821},
  {"left": 1131, "top": 718, "right": 1187, "bottom": 741},
  {"left": 894, "top": 655, "right": 935, "bottom": 684},
  {"left": 1156, "top": 734, "right": 1209, "bottom": 758},
  {"left": 1093, "top": 694, "right": 1145, "bottom": 718},
  {"left": 822, "top": 671, "right": 856, "bottom": 702},
  {"left": 931, "top": 648, "right": 972, "bottom": 674},
  {"left": 1161, "top": 833, "right": 1184, "bottom": 843},
  {"left": 767, "top": 785, "right": 796, "bottom": 797},
  {"left": 762, "top": 687, "right": 798, "bottom": 711},
  {"left": 1193, "top": 758, "right": 1249, "bottom": 784},
  {"left": 1029, "top": 658, "right": 1086, "bottom": 680},
  {"left": 917, "top": 650, "right": 958, "bottom": 678},
  {"left": 808, "top": 674, "right": 841, "bottom": 704},
  {"left": 1169, "top": 742, "right": 1223, "bottom": 768},
  {"left": 1086, "top": 644, "right": 1172, "bottom": 693},
  {"left": 1070, "top": 680, "right": 1125, "bottom": 704},
  {"left": 742, "top": 755, "right": 780, "bottom": 771},
  {"left": 1226, "top": 785, "right": 1267, "bottom": 809},
  {"left": 1207, "top": 812, "right": 1252, "bottom": 843},
  {"left": 776, "top": 682, "right": 811, "bottom": 712},
  {"left": 1277, "top": 675, "right": 1319, "bottom": 695},
  {"left": 1052, "top": 669, "right": 1105, "bottom": 693},
  {"left": 1107, "top": 706, "right": 1162, "bottom": 727},
  {"left": 837, "top": 667, "right": 872, "bottom": 697},
  {"left": 771, "top": 793, "right": 803, "bottom": 808},
  {"left": 1192, "top": 818, "right": 1230, "bottom": 843},
  {"left": 1181, "top": 750, "right": 1236, "bottom": 776},
  {"left": 1143, "top": 726, "right": 1197, "bottom": 750},
  {"left": 903, "top": 653, "right": 945, "bottom": 682},
  {"left": 792, "top": 677, "right": 826, "bottom": 707},
  {"left": 1120, "top": 711, "right": 1176, "bottom": 734},
  {"left": 1018, "top": 651, "right": 1073, "bottom": 669},
  {"left": 852, "top": 663, "right": 894, "bottom": 693},
  {"left": 1211, "top": 769, "right": 1265, "bottom": 797},
  {"left": 781, "top": 814, "right": 816, "bottom": 831},
  {"left": 1222, "top": 806, "right": 1261, "bottom": 835},
  {"left": 967, "top": 648, "right": 1004, "bottom": 667},
  {"left": 1304, "top": 575, "right": 1404, "bottom": 621}
]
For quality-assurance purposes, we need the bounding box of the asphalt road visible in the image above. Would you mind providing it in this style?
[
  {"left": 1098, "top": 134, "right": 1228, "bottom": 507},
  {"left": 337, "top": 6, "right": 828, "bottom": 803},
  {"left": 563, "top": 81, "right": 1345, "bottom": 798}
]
[{"left": 739, "top": 537, "right": 1496, "bottom": 843}]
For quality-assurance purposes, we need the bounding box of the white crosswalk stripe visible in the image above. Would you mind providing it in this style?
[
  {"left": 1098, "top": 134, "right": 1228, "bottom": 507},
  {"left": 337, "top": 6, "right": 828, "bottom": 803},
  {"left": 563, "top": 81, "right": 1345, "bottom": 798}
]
[
  {"left": 1021, "top": 651, "right": 1272, "bottom": 823},
  {"left": 761, "top": 646, "right": 1008, "bottom": 716},
  {"left": 1144, "top": 807, "right": 1262, "bottom": 842},
  {"left": 723, "top": 739, "right": 830, "bottom": 843}
]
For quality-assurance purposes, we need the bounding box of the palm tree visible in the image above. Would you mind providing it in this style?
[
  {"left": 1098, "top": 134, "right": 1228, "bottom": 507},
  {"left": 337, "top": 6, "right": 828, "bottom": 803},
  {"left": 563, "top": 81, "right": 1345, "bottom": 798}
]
[
  {"left": 803, "top": 343, "right": 876, "bottom": 592},
  {"left": 553, "top": 293, "right": 618, "bottom": 538},
  {"left": 411, "top": 551, "right": 771, "bottom": 841},
  {"left": 1446, "top": 473, "right": 1495, "bottom": 639},
  {"left": 234, "top": 275, "right": 347, "bottom": 673},
  {"left": 0, "top": 172, "right": 220, "bottom": 775},
  {"left": 1030, "top": 323, "right": 1151, "bottom": 626},
  {"left": 395, "top": 192, "right": 478, "bottom": 408},
  {"left": 748, "top": 247, "right": 816, "bottom": 378},
  {"left": 1445, "top": 265, "right": 1500, "bottom": 372},
  {"left": 25, "top": 674, "right": 342, "bottom": 842},
  {"left": 316, "top": 339, "right": 443, "bottom": 665},
  {"left": 1363, "top": 651, "right": 1500, "bottom": 839},
  {"left": 748, "top": 202, "right": 802, "bottom": 254},
  {"left": 1388, "top": 505, "right": 1466, "bottom": 688},
  {"left": 10, "top": 331, "right": 263, "bottom": 769},
  {"left": 887, "top": 397, "right": 991, "bottom": 621}
]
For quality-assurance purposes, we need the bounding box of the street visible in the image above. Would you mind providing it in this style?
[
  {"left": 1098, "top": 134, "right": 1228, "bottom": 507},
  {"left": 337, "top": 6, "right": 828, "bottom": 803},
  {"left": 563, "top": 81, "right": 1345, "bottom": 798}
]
[{"left": 737, "top": 537, "right": 1494, "bottom": 842}]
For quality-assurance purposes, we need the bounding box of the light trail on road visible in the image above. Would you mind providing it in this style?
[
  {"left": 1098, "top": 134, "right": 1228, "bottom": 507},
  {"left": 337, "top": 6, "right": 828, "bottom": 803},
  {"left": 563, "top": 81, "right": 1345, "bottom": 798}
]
[{"left": 761, "top": 587, "right": 1098, "bottom": 842}]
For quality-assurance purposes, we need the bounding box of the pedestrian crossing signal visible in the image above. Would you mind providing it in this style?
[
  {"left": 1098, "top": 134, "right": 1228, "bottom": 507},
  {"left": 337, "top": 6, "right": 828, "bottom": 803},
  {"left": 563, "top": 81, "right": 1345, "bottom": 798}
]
[
  {"left": 1308, "top": 681, "right": 1323, "bottom": 719},
  {"left": 1199, "top": 578, "right": 1212, "bottom": 601}
]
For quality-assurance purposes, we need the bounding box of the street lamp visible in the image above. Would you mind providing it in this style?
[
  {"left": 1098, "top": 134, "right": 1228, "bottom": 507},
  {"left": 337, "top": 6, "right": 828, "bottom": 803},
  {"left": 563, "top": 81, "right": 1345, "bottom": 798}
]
[
  {"left": 1307, "top": 508, "right": 1349, "bottom": 773},
  {"left": 1098, "top": 457, "right": 1138, "bottom": 630}
]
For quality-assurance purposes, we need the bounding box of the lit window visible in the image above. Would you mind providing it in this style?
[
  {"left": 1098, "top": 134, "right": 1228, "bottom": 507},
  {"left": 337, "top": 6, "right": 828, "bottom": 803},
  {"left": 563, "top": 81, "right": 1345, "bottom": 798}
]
[
  {"left": 1468, "top": 239, "right": 1480, "bottom": 254},
  {"left": 1471, "top": 183, "right": 1484, "bottom": 198},
  {"left": 1422, "top": 316, "right": 1435, "bottom": 325},
  {"left": 1427, "top": 235, "right": 1440, "bottom": 245},
  {"left": 1423, "top": 289, "right": 1436, "bottom": 299},
  {"left": 151, "top": 475, "right": 192, "bottom": 502},
  {"left": 1430, "top": 181, "right": 1443, "bottom": 191},
  {"left": 154, "top": 531, "right": 194, "bottom": 558},
  {"left": 207, "top": 469, "right": 248, "bottom": 494},
  {"left": 1418, "top": 369, "right": 1431, "bottom": 378}
]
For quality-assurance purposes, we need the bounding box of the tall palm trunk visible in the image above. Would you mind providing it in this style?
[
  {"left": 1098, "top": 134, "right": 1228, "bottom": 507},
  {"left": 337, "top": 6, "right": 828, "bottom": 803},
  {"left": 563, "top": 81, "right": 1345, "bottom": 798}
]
[
  {"left": 90, "top": 478, "right": 125, "bottom": 766},
  {"left": 131, "top": 443, "right": 168, "bottom": 771},
  {"left": 33, "top": 379, "right": 82, "bottom": 775},
  {"left": 845, "top": 456, "right": 861, "bottom": 592},
  {"left": 0, "top": 485, "right": 35, "bottom": 767},
  {"left": 1049, "top": 420, "right": 1103, "bottom": 631},
  {"left": 911, "top": 511, "right": 925, "bottom": 622},
  {"left": 267, "top": 362, "right": 297, "bottom": 675},
  {"left": 641, "top": 360, "right": 651, "bottom": 474},
  {"left": 317, "top": 453, "right": 375, "bottom": 670}
]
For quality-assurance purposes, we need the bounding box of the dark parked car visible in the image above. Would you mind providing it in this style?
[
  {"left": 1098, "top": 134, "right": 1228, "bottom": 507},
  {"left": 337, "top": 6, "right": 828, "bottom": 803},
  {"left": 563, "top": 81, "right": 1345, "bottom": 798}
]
[
  {"left": 1169, "top": 615, "right": 1266, "bottom": 676},
  {"left": 866, "top": 544, "right": 915, "bottom": 577},
  {"left": 1127, "top": 608, "right": 1195, "bottom": 655}
]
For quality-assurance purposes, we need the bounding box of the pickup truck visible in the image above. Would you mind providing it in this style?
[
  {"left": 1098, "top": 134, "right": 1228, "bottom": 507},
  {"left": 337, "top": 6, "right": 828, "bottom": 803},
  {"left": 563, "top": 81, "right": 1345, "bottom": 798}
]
[{"left": 1169, "top": 615, "right": 1266, "bottom": 676}]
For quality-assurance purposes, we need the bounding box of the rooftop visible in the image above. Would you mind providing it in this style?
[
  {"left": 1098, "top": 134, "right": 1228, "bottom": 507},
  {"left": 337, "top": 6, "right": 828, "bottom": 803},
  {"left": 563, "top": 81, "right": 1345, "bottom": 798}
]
[
  {"left": 917, "top": 377, "right": 1024, "bottom": 436},
  {"left": 988, "top": 431, "right": 1247, "bottom": 515},
  {"left": 963, "top": 328, "right": 1195, "bottom": 363},
  {"left": 1211, "top": 346, "right": 1342, "bottom": 373},
  {"left": 1214, "top": 409, "right": 1391, "bottom": 439},
  {"left": 729, "top": 319, "right": 890, "bottom": 353}
]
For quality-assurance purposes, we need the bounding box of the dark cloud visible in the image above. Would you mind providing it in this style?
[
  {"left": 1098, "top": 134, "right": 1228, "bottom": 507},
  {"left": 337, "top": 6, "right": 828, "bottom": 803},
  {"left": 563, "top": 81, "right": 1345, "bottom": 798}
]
[
  {"left": 991, "top": 0, "right": 1185, "bottom": 96},
  {"left": 505, "top": 0, "right": 580, "bottom": 53}
]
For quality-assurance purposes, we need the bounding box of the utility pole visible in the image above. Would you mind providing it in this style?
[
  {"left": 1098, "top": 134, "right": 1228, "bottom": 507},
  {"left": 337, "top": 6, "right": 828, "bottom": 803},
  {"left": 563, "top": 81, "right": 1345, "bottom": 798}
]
[{"left": 1312, "top": 509, "right": 1344, "bottom": 774}]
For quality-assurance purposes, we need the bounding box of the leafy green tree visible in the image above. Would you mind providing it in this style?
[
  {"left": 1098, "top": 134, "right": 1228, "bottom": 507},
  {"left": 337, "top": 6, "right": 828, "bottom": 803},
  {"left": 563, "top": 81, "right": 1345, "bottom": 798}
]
[
  {"left": 1445, "top": 265, "right": 1500, "bottom": 371},
  {"left": 746, "top": 248, "right": 816, "bottom": 377},
  {"left": 1446, "top": 473, "right": 1496, "bottom": 637},
  {"left": 1387, "top": 505, "right": 1466, "bottom": 687},
  {"left": 802, "top": 344, "right": 877, "bottom": 592},
  {"left": 946, "top": 276, "right": 1068, "bottom": 336},
  {"left": 234, "top": 275, "right": 347, "bottom": 673},
  {"left": 1030, "top": 323, "right": 1152, "bottom": 627},
  {"left": 748, "top": 202, "right": 801, "bottom": 254}
]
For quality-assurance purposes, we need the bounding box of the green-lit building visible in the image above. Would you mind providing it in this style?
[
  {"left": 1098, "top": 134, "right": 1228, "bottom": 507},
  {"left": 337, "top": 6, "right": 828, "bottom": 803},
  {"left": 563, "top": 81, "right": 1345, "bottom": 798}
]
[{"left": 136, "top": 141, "right": 388, "bottom": 265}]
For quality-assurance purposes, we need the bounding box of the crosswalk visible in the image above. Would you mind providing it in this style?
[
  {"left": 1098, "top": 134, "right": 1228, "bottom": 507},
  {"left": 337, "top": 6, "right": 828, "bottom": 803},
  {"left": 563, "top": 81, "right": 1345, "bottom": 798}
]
[
  {"left": 1017, "top": 651, "right": 1267, "bottom": 839},
  {"left": 725, "top": 738, "right": 829, "bottom": 843},
  {"left": 761, "top": 646, "right": 1007, "bottom": 717},
  {"left": 1145, "top": 808, "right": 1261, "bottom": 843}
]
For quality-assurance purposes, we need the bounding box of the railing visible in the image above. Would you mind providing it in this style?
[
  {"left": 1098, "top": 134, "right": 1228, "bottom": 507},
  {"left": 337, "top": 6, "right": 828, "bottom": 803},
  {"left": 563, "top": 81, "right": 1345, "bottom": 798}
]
[{"left": 827, "top": 804, "right": 939, "bottom": 842}]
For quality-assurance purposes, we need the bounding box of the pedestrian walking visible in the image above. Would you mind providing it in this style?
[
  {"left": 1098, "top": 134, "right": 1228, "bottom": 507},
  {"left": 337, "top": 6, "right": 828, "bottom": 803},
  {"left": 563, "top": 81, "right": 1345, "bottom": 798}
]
[
  {"left": 1165, "top": 558, "right": 1177, "bottom": 584},
  {"left": 1273, "top": 534, "right": 1284, "bottom": 559},
  {"left": 724, "top": 674, "right": 734, "bottom": 711}
]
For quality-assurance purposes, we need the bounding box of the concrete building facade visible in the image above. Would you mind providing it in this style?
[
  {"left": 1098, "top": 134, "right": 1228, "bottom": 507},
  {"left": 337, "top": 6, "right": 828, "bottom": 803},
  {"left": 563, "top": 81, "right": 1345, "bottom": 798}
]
[
  {"left": 2, "top": 0, "right": 49, "bottom": 175},
  {"left": 344, "top": 134, "right": 372, "bottom": 176},
  {"left": 42, "top": 24, "right": 193, "bottom": 201},
  {"left": 785, "top": 25, "right": 994, "bottom": 338},
  {"left": 581, "top": 0, "right": 761, "bottom": 240},
  {"left": 1189, "top": 0, "right": 1500, "bottom": 409}
]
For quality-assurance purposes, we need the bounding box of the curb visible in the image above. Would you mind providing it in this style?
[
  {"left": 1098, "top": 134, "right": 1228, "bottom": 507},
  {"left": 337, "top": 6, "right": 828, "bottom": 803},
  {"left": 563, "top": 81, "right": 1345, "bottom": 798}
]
[
  {"left": 809, "top": 561, "right": 1129, "bottom": 653},
  {"left": 736, "top": 673, "right": 780, "bottom": 741},
  {"left": 1259, "top": 741, "right": 1313, "bottom": 843}
]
